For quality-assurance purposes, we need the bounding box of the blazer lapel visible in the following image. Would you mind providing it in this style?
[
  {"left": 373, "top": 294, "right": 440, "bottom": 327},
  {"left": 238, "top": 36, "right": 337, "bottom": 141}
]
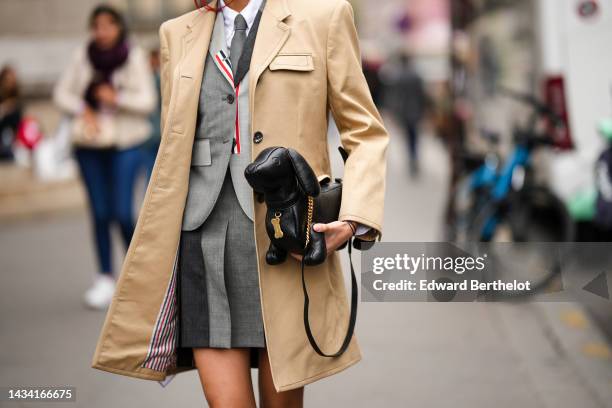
[
  {"left": 208, "top": 9, "right": 229, "bottom": 60},
  {"left": 209, "top": 10, "right": 236, "bottom": 88}
]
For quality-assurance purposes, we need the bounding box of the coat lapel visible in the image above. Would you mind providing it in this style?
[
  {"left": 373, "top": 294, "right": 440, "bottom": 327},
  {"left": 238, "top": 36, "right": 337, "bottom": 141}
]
[
  {"left": 178, "top": 3, "right": 218, "bottom": 83},
  {"left": 168, "top": 3, "right": 217, "bottom": 138},
  {"left": 248, "top": 0, "right": 292, "bottom": 138}
]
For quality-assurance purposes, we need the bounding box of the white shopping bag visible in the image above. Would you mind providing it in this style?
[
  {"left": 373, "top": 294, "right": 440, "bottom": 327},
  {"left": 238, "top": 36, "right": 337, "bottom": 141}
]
[{"left": 33, "top": 116, "right": 77, "bottom": 181}]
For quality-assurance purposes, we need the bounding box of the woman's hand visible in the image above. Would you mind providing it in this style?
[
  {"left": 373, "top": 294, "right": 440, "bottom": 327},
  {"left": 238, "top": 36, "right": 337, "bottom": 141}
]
[
  {"left": 290, "top": 221, "right": 355, "bottom": 262},
  {"left": 83, "top": 107, "right": 100, "bottom": 134},
  {"left": 95, "top": 84, "right": 117, "bottom": 107}
]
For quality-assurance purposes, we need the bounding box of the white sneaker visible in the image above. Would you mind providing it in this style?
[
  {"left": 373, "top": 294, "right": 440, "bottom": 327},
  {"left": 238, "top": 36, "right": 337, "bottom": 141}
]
[{"left": 83, "top": 274, "right": 116, "bottom": 310}]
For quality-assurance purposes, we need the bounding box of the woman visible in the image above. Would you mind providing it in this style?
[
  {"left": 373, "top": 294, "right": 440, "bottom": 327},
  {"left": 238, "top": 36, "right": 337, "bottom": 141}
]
[
  {"left": 0, "top": 65, "right": 22, "bottom": 160},
  {"left": 54, "top": 5, "right": 156, "bottom": 309},
  {"left": 92, "top": 0, "right": 388, "bottom": 406}
]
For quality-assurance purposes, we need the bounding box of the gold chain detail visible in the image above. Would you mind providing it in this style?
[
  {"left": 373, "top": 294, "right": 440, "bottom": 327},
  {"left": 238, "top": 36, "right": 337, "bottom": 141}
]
[{"left": 305, "top": 196, "right": 314, "bottom": 248}]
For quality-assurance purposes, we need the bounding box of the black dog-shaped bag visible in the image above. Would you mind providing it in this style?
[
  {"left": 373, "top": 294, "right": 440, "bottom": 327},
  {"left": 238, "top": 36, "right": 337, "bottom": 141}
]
[
  {"left": 244, "top": 147, "right": 331, "bottom": 266},
  {"left": 245, "top": 146, "right": 357, "bottom": 358}
]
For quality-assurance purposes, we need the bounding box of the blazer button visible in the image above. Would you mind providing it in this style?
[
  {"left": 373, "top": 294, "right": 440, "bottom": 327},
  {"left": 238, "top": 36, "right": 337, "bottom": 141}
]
[
  {"left": 226, "top": 94, "right": 235, "bottom": 104},
  {"left": 253, "top": 131, "right": 263, "bottom": 144}
]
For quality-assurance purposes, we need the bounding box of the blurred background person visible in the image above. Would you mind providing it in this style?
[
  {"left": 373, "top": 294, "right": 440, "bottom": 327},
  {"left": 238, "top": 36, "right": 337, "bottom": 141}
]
[
  {"left": 431, "top": 79, "right": 472, "bottom": 239},
  {"left": 140, "top": 48, "right": 162, "bottom": 184},
  {"left": 363, "top": 57, "right": 384, "bottom": 107},
  {"left": 53, "top": 4, "right": 156, "bottom": 309},
  {"left": 383, "top": 52, "right": 428, "bottom": 177},
  {"left": 0, "top": 65, "right": 22, "bottom": 161}
]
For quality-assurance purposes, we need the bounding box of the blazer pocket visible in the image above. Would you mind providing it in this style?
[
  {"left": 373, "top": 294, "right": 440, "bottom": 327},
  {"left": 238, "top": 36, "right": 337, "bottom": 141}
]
[
  {"left": 192, "top": 139, "right": 212, "bottom": 166},
  {"left": 269, "top": 53, "right": 314, "bottom": 71}
]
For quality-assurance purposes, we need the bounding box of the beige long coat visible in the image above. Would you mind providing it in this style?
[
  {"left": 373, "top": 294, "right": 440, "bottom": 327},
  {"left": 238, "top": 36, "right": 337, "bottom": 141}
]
[{"left": 91, "top": 0, "right": 388, "bottom": 392}]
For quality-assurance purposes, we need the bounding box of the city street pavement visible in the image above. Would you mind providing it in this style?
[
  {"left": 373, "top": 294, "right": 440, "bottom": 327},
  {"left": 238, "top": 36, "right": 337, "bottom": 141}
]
[{"left": 1, "top": 117, "right": 611, "bottom": 407}]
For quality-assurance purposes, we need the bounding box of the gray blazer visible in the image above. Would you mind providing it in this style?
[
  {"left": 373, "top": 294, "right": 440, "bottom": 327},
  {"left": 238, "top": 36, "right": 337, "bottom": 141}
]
[{"left": 181, "top": 9, "right": 258, "bottom": 231}]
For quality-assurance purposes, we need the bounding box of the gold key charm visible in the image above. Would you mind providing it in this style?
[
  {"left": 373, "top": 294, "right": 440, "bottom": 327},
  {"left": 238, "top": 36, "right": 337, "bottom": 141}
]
[{"left": 271, "top": 212, "right": 284, "bottom": 239}]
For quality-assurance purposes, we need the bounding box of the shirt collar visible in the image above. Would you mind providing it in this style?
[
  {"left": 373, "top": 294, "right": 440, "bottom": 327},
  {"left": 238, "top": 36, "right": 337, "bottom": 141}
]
[{"left": 219, "top": 0, "right": 263, "bottom": 36}]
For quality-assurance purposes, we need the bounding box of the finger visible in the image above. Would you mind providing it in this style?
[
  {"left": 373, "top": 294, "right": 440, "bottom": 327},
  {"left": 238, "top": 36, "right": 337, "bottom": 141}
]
[{"left": 313, "top": 223, "right": 328, "bottom": 233}]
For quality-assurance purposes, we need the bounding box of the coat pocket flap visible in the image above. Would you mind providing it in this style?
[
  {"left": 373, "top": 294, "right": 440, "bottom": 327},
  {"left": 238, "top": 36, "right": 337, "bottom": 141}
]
[
  {"left": 269, "top": 53, "right": 314, "bottom": 71},
  {"left": 192, "top": 139, "right": 212, "bottom": 166}
]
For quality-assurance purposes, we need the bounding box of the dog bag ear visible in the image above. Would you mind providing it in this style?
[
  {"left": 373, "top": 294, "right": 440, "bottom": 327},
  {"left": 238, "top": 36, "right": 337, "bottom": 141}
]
[{"left": 287, "top": 148, "right": 320, "bottom": 197}]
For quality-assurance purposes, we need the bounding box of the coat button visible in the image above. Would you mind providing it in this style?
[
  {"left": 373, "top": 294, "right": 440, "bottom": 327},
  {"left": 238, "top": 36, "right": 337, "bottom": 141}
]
[
  {"left": 253, "top": 131, "right": 263, "bottom": 144},
  {"left": 226, "top": 94, "right": 235, "bottom": 104}
]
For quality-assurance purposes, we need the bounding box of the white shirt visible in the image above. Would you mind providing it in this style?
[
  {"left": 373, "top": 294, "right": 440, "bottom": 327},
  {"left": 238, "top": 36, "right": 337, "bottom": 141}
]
[{"left": 219, "top": 0, "right": 264, "bottom": 50}]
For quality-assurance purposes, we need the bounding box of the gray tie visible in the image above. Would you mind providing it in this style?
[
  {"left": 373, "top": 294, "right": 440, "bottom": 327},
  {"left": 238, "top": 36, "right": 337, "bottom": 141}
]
[{"left": 230, "top": 14, "right": 248, "bottom": 77}]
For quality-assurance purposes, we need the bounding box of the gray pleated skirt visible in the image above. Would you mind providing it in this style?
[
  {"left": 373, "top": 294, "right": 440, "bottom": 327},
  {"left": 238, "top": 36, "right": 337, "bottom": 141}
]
[{"left": 178, "top": 169, "right": 265, "bottom": 349}]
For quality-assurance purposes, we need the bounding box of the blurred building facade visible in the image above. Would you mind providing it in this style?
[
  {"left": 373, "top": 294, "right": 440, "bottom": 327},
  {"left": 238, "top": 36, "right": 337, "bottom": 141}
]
[
  {"left": 354, "top": 0, "right": 450, "bottom": 82},
  {"left": 0, "top": 0, "right": 450, "bottom": 96},
  {"left": 0, "top": 0, "right": 194, "bottom": 96},
  {"left": 451, "top": 0, "right": 612, "bottom": 202}
]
